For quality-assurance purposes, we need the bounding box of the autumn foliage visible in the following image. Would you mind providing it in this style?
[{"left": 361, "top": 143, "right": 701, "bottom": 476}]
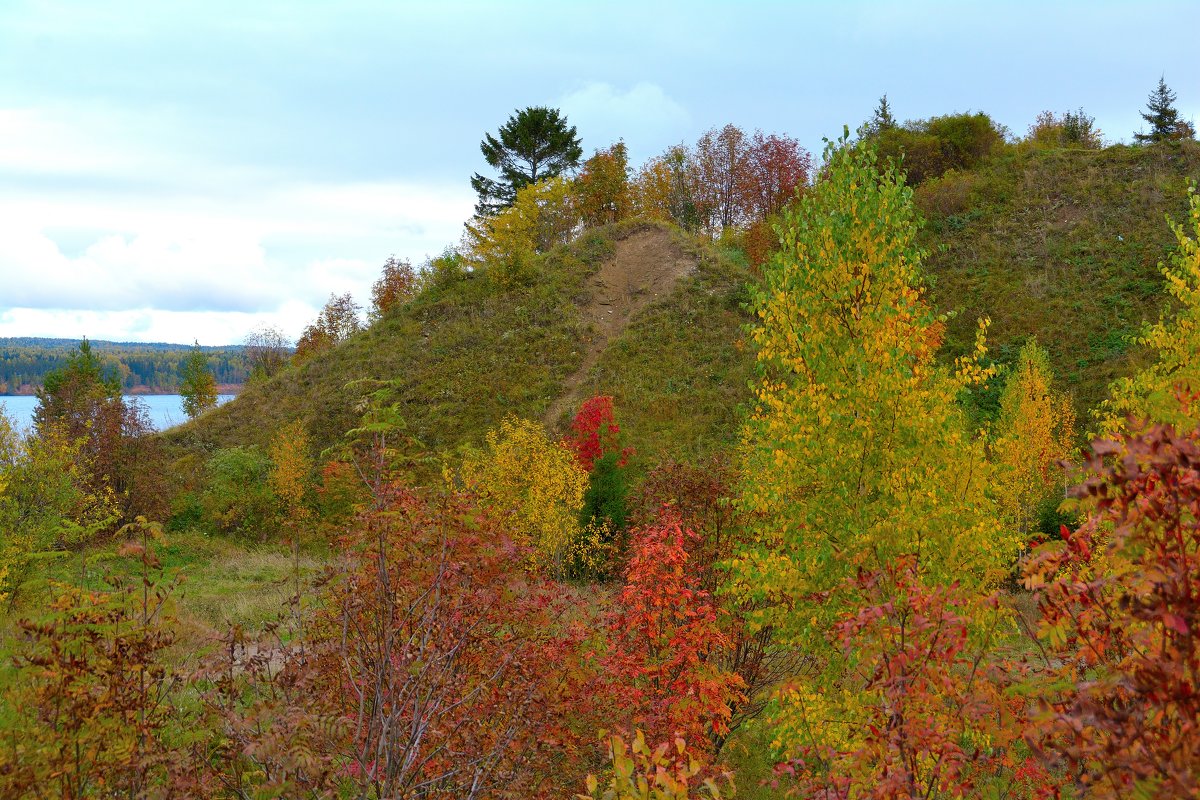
[
  {"left": 1023, "top": 420, "right": 1200, "bottom": 798},
  {"left": 9, "top": 117, "right": 1200, "bottom": 800},
  {"left": 564, "top": 395, "right": 631, "bottom": 473},
  {"left": 370, "top": 255, "right": 419, "bottom": 319},
  {"left": 601, "top": 509, "right": 744, "bottom": 757},
  {"left": 775, "top": 558, "right": 1020, "bottom": 799},
  {"left": 309, "top": 488, "right": 591, "bottom": 798}
]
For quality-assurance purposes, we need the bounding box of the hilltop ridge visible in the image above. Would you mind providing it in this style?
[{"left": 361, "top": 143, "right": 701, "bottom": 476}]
[{"left": 171, "top": 142, "right": 1200, "bottom": 465}]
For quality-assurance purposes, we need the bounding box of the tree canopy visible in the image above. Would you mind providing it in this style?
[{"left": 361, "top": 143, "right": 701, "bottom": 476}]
[
  {"left": 1135, "top": 76, "right": 1193, "bottom": 143},
  {"left": 470, "top": 106, "right": 583, "bottom": 216},
  {"left": 179, "top": 340, "right": 217, "bottom": 419}
]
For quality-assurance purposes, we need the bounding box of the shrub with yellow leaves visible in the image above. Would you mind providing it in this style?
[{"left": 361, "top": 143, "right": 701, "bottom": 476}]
[
  {"left": 579, "top": 730, "right": 732, "bottom": 800},
  {"left": 464, "top": 176, "right": 577, "bottom": 287},
  {"left": 460, "top": 415, "right": 599, "bottom": 576}
]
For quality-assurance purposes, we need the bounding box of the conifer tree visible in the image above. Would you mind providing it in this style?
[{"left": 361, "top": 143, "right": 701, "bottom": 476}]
[
  {"left": 1134, "top": 76, "right": 1191, "bottom": 143},
  {"left": 870, "top": 93, "right": 895, "bottom": 133},
  {"left": 470, "top": 106, "right": 583, "bottom": 216}
]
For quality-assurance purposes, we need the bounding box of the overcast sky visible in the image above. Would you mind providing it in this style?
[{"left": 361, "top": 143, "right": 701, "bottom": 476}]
[{"left": 2, "top": 0, "right": 1196, "bottom": 345}]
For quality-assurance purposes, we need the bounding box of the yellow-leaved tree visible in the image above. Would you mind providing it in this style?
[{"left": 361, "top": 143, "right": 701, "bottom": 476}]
[
  {"left": 460, "top": 415, "right": 600, "bottom": 576},
  {"left": 1099, "top": 182, "right": 1200, "bottom": 433},
  {"left": 990, "top": 339, "right": 1075, "bottom": 538},
  {"left": 734, "top": 136, "right": 1016, "bottom": 757},
  {"left": 464, "top": 176, "right": 577, "bottom": 287},
  {"left": 268, "top": 420, "right": 314, "bottom": 533}
]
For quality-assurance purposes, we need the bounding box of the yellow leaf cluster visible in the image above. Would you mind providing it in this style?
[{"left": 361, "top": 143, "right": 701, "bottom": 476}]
[
  {"left": 579, "top": 730, "right": 730, "bottom": 800},
  {"left": 991, "top": 339, "right": 1075, "bottom": 535},
  {"left": 268, "top": 420, "right": 313, "bottom": 527},
  {"left": 464, "top": 176, "right": 577, "bottom": 280},
  {"left": 460, "top": 416, "right": 591, "bottom": 575}
]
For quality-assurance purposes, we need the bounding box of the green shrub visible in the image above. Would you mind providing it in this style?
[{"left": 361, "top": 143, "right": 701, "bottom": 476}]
[
  {"left": 870, "top": 112, "right": 1004, "bottom": 185},
  {"left": 201, "top": 446, "right": 275, "bottom": 537}
]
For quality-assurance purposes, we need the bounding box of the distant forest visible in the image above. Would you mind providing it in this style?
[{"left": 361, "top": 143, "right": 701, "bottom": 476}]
[{"left": 0, "top": 338, "right": 249, "bottom": 394}]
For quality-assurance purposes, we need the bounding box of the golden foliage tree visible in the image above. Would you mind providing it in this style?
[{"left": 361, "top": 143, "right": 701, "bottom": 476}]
[
  {"left": 632, "top": 145, "right": 700, "bottom": 231},
  {"left": 459, "top": 415, "right": 592, "bottom": 576},
  {"left": 575, "top": 142, "right": 633, "bottom": 228},
  {"left": 268, "top": 419, "right": 314, "bottom": 532},
  {"left": 464, "top": 176, "right": 577, "bottom": 285},
  {"left": 990, "top": 339, "right": 1075, "bottom": 537},
  {"left": 734, "top": 138, "right": 1013, "bottom": 757}
]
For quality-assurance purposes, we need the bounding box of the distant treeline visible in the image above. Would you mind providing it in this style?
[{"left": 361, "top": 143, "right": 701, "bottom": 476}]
[{"left": 0, "top": 338, "right": 249, "bottom": 394}]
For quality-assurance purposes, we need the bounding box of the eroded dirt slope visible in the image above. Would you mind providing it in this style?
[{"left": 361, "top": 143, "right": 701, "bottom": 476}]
[{"left": 544, "top": 227, "right": 697, "bottom": 426}]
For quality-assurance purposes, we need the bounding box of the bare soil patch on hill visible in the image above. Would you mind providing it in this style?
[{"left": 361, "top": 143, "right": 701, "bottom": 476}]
[{"left": 545, "top": 226, "right": 697, "bottom": 427}]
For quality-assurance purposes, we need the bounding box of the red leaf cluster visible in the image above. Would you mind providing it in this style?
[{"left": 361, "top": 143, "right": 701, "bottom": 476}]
[
  {"left": 1024, "top": 422, "right": 1200, "bottom": 798},
  {"left": 599, "top": 508, "right": 745, "bottom": 758},
  {"left": 563, "top": 395, "right": 631, "bottom": 473}
]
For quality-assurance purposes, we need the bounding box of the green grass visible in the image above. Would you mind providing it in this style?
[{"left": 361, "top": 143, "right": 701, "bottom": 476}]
[
  {"left": 2, "top": 531, "right": 320, "bottom": 653},
  {"left": 918, "top": 140, "right": 1200, "bottom": 417},
  {"left": 583, "top": 235, "right": 755, "bottom": 470},
  {"left": 168, "top": 221, "right": 757, "bottom": 475}
]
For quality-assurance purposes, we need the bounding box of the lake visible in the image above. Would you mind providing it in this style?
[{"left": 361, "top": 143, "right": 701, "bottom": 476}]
[{"left": 0, "top": 394, "right": 235, "bottom": 432}]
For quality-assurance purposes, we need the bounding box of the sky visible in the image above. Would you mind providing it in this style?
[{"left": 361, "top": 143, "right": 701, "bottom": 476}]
[{"left": 1, "top": 1, "right": 1197, "bottom": 346}]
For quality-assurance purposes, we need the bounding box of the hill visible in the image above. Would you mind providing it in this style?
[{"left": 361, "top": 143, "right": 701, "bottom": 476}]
[
  {"left": 168, "top": 221, "right": 754, "bottom": 470},
  {"left": 171, "top": 142, "right": 1200, "bottom": 466},
  {"left": 918, "top": 140, "right": 1200, "bottom": 417}
]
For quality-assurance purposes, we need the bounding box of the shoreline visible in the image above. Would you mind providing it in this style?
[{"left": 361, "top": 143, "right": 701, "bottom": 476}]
[{"left": 0, "top": 386, "right": 243, "bottom": 398}]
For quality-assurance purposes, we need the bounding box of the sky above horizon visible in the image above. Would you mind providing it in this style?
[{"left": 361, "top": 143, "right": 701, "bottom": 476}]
[{"left": 2, "top": 1, "right": 1197, "bottom": 345}]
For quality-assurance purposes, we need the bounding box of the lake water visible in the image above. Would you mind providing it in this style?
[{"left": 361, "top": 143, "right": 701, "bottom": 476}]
[{"left": 0, "top": 394, "right": 235, "bottom": 432}]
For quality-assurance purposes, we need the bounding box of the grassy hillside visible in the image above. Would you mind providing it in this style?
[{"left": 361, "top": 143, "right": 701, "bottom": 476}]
[
  {"left": 918, "top": 140, "right": 1200, "bottom": 417},
  {"left": 167, "top": 221, "right": 756, "bottom": 472},
  {"left": 172, "top": 142, "right": 1200, "bottom": 469}
]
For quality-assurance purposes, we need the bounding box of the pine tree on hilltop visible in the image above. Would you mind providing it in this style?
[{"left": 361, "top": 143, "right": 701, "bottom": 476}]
[
  {"left": 860, "top": 94, "right": 896, "bottom": 138},
  {"left": 1135, "top": 76, "right": 1193, "bottom": 143},
  {"left": 470, "top": 106, "right": 583, "bottom": 216},
  {"left": 873, "top": 93, "right": 895, "bottom": 132}
]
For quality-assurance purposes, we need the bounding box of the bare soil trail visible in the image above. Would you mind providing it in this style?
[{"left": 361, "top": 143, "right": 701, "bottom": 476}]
[{"left": 544, "top": 227, "right": 697, "bottom": 428}]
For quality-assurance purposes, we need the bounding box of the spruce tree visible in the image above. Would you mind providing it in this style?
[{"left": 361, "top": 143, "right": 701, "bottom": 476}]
[
  {"left": 1135, "top": 76, "right": 1187, "bottom": 143},
  {"left": 470, "top": 106, "right": 583, "bottom": 216},
  {"left": 872, "top": 93, "right": 895, "bottom": 132}
]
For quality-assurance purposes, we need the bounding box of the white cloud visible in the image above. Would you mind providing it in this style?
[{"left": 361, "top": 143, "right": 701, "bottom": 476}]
[
  {"left": 0, "top": 107, "right": 475, "bottom": 344},
  {"left": 559, "top": 82, "right": 690, "bottom": 161},
  {"left": 0, "top": 303, "right": 318, "bottom": 347}
]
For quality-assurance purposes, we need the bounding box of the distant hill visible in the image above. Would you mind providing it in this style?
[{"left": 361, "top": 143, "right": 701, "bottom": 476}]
[
  {"left": 171, "top": 141, "right": 1200, "bottom": 468},
  {"left": 0, "top": 337, "right": 250, "bottom": 394}
]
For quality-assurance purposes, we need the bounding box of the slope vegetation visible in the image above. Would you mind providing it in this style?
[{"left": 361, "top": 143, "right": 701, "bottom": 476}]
[
  {"left": 173, "top": 142, "right": 1200, "bottom": 467},
  {"left": 919, "top": 141, "right": 1200, "bottom": 415},
  {"left": 169, "top": 222, "right": 754, "bottom": 468}
]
